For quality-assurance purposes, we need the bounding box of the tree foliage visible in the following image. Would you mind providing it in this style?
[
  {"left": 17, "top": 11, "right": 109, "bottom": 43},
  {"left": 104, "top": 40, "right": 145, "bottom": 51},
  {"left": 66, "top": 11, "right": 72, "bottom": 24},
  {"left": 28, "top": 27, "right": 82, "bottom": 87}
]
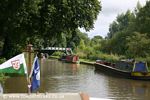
[
  {"left": 0, "top": 0, "right": 101, "bottom": 58},
  {"left": 103, "top": 1, "right": 150, "bottom": 59},
  {"left": 126, "top": 32, "right": 150, "bottom": 58},
  {"left": 104, "top": 10, "right": 136, "bottom": 55},
  {"left": 135, "top": 1, "right": 150, "bottom": 36},
  {"left": 107, "top": 10, "right": 135, "bottom": 39}
]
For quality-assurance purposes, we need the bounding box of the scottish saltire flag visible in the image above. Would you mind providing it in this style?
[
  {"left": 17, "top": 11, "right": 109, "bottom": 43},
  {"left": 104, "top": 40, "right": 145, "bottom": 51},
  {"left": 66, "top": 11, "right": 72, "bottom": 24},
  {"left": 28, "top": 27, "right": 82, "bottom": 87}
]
[
  {"left": 29, "top": 56, "right": 40, "bottom": 92},
  {"left": 0, "top": 53, "right": 27, "bottom": 75}
]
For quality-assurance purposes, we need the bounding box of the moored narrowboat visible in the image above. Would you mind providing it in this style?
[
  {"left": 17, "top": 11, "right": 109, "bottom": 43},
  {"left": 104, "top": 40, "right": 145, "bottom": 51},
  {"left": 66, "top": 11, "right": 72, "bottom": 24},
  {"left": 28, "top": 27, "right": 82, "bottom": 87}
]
[
  {"left": 59, "top": 48, "right": 80, "bottom": 64},
  {"left": 95, "top": 60, "right": 150, "bottom": 80},
  {"left": 60, "top": 55, "right": 80, "bottom": 64}
]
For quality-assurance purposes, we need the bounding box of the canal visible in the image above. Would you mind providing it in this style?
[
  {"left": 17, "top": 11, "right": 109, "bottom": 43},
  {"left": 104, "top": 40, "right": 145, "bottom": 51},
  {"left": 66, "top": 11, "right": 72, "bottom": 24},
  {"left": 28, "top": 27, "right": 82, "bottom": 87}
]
[{"left": 3, "top": 59, "right": 150, "bottom": 99}]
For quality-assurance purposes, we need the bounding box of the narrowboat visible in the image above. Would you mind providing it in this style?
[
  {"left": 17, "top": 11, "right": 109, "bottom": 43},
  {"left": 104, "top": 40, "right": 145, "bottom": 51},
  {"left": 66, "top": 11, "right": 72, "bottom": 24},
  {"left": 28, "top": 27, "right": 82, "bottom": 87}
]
[
  {"left": 60, "top": 55, "right": 80, "bottom": 64},
  {"left": 59, "top": 48, "right": 80, "bottom": 64},
  {"left": 94, "top": 60, "right": 150, "bottom": 80}
]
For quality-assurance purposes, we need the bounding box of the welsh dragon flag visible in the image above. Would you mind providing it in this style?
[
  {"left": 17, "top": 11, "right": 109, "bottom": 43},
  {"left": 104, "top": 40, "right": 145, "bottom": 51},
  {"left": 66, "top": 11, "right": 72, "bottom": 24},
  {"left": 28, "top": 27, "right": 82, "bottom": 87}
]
[{"left": 0, "top": 53, "right": 27, "bottom": 75}]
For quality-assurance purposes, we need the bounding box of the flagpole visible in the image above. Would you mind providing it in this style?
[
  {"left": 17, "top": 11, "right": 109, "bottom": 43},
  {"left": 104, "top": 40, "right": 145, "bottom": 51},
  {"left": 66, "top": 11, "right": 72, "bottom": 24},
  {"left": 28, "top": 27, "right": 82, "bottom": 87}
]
[
  {"left": 25, "top": 44, "right": 40, "bottom": 94},
  {"left": 27, "top": 75, "right": 31, "bottom": 94},
  {"left": 26, "top": 44, "right": 33, "bottom": 94}
]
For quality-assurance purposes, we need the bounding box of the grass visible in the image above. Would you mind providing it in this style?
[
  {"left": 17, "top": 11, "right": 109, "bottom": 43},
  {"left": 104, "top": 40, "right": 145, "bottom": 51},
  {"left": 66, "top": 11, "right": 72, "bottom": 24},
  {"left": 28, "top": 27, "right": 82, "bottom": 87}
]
[
  {"left": 80, "top": 58, "right": 95, "bottom": 63},
  {"left": 49, "top": 55, "right": 60, "bottom": 59}
]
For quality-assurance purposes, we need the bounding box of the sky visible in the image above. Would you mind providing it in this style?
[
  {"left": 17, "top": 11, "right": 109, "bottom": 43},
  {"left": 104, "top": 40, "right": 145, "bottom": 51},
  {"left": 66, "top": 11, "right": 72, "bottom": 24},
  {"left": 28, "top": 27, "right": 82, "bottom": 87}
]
[{"left": 80, "top": 0, "right": 147, "bottom": 38}]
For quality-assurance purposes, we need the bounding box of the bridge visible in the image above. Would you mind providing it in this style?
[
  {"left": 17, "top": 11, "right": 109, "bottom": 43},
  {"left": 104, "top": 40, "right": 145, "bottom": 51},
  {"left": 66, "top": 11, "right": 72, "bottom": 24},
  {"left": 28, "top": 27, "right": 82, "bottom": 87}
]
[
  {"left": 40, "top": 47, "right": 73, "bottom": 55},
  {"left": 41, "top": 47, "right": 72, "bottom": 51}
]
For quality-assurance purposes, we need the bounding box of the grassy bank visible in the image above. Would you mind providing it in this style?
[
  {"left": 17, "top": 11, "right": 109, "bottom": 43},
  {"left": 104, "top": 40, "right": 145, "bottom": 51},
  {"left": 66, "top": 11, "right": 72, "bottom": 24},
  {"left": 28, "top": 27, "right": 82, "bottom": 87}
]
[
  {"left": 49, "top": 55, "right": 95, "bottom": 65},
  {"left": 52, "top": 51, "right": 123, "bottom": 63},
  {"left": 49, "top": 56, "right": 60, "bottom": 59},
  {"left": 51, "top": 51, "right": 150, "bottom": 67},
  {"left": 76, "top": 51, "right": 124, "bottom": 63},
  {"left": 79, "top": 59, "right": 95, "bottom": 65}
]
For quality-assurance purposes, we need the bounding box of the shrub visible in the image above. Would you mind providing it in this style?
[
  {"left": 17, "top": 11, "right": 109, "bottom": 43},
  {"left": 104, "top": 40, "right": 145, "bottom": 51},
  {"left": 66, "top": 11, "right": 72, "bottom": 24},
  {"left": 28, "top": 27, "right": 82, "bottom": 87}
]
[
  {"left": 52, "top": 51, "right": 64, "bottom": 57},
  {"left": 0, "top": 58, "right": 8, "bottom": 83},
  {"left": 87, "top": 52, "right": 124, "bottom": 63},
  {"left": 0, "top": 58, "right": 6, "bottom": 64}
]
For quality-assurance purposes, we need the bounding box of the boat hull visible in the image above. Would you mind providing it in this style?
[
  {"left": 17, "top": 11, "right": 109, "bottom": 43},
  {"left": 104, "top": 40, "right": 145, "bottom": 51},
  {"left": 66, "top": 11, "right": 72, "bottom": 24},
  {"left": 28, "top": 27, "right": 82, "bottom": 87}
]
[
  {"left": 59, "top": 55, "right": 80, "bottom": 64},
  {"left": 131, "top": 72, "right": 150, "bottom": 80},
  {"left": 94, "top": 63, "right": 150, "bottom": 81}
]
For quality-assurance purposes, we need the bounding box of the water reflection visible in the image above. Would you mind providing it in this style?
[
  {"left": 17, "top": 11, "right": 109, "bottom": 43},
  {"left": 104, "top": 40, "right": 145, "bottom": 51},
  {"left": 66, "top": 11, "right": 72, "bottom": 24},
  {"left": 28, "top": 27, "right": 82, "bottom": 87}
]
[
  {"left": 4, "top": 77, "right": 27, "bottom": 93},
  {"left": 40, "top": 60, "right": 110, "bottom": 98},
  {"left": 3, "top": 59, "right": 150, "bottom": 99},
  {"left": 95, "top": 70, "right": 150, "bottom": 100}
]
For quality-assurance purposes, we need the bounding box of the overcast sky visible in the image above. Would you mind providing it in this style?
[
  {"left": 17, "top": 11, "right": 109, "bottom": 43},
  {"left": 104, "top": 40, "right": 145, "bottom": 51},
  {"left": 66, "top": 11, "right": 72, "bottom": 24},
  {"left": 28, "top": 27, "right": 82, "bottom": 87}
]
[{"left": 81, "top": 0, "right": 147, "bottom": 38}]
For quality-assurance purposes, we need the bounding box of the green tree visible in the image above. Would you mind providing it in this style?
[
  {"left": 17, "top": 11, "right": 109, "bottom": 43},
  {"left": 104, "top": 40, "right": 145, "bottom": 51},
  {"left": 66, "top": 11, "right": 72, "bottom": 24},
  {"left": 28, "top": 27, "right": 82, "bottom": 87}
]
[
  {"left": 135, "top": 1, "right": 150, "bottom": 37},
  {"left": 67, "top": 29, "right": 82, "bottom": 49},
  {"left": 79, "top": 39, "right": 85, "bottom": 50},
  {"left": 107, "top": 21, "right": 119, "bottom": 39},
  {"left": 39, "top": 0, "right": 101, "bottom": 47},
  {"left": 102, "top": 1, "right": 150, "bottom": 59},
  {"left": 91, "top": 35, "right": 102, "bottom": 44},
  {"left": 126, "top": 32, "right": 150, "bottom": 58},
  {"left": 105, "top": 10, "right": 135, "bottom": 55},
  {"left": 134, "top": 1, "right": 142, "bottom": 14},
  {"left": 0, "top": 0, "right": 101, "bottom": 58},
  {"left": 90, "top": 35, "right": 103, "bottom": 51},
  {"left": 107, "top": 10, "right": 135, "bottom": 39}
]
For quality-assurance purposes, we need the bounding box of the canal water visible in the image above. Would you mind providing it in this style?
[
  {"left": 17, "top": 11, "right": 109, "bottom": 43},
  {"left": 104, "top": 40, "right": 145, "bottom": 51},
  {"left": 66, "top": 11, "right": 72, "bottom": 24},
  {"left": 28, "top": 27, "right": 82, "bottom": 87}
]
[{"left": 3, "top": 59, "right": 150, "bottom": 100}]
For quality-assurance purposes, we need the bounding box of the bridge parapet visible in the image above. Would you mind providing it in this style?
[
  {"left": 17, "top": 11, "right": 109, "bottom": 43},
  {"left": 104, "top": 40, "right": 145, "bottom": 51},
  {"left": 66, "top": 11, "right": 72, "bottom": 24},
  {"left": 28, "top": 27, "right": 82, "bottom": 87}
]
[{"left": 42, "top": 47, "right": 71, "bottom": 51}]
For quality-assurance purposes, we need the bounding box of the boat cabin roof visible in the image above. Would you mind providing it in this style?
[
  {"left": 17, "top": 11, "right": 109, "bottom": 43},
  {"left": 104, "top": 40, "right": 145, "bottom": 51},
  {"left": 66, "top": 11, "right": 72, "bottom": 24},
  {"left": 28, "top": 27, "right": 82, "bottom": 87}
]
[{"left": 133, "top": 62, "right": 149, "bottom": 72}]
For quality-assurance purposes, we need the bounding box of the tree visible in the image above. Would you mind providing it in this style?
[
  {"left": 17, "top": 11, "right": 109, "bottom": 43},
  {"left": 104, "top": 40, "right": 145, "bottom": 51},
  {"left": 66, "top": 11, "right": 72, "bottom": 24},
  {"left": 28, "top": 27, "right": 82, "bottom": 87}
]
[
  {"left": 135, "top": 1, "right": 150, "bottom": 37},
  {"left": 0, "top": 0, "right": 101, "bottom": 58},
  {"left": 90, "top": 35, "right": 103, "bottom": 51},
  {"left": 105, "top": 10, "right": 135, "bottom": 55},
  {"left": 0, "top": 0, "right": 30, "bottom": 58},
  {"left": 107, "top": 21, "right": 119, "bottom": 39},
  {"left": 39, "top": 0, "right": 101, "bottom": 47},
  {"left": 126, "top": 32, "right": 150, "bottom": 57},
  {"left": 67, "top": 29, "right": 82, "bottom": 49},
  {"left": 102, "top": 1, "right": 150, "bottom": 59},
  {"left": 91, "top": 35, "right": 102, "bottom": 43},
  {"left": 134, "top": 1, "right": 142, "bottom": 15},
  {"left": 107, "top": 10, "right": 135, "bottom": 39}
]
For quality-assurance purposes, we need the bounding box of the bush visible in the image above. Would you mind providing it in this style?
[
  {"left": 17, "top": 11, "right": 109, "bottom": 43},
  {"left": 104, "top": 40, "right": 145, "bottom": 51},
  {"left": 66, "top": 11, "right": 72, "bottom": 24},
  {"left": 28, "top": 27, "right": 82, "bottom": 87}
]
[
  {"left": 0, "top": 73, "right": 8, "bottom": 84},
  {"left": 91, "top": 53, "right": 121, "bottom": 63},
  {"left": 0, "top": 58, "right": 6, "bottom": 64},
  {"left": 52, "top": 51, "right": 64, "bottom": 57},
  {"left": 0, "top": 58, "right": 9, "bottom": 83},
  {"left": 76, "top": 51, "right": 87, "bottom": 59}
]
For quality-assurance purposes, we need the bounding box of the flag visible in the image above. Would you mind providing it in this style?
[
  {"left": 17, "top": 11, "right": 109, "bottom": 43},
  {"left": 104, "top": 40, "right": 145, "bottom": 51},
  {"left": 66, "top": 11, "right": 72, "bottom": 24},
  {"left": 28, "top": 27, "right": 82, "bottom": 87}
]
[
  {"left": 0, "top": 53, "right": 27, "bottom": 75},
  {"left": 29, "top": 56, "right": 40, "bottom": 92}
]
